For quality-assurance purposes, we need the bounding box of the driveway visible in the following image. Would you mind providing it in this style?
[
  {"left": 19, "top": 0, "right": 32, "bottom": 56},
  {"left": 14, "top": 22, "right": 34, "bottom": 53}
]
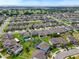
[{"left": 54, "top": 49, "right": 79, "bottom": 59}]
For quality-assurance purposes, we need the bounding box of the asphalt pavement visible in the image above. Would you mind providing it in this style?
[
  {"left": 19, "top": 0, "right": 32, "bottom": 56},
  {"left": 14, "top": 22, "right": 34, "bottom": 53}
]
[{"left": 54, "top": 49, "right": 79, "bottom": 59}]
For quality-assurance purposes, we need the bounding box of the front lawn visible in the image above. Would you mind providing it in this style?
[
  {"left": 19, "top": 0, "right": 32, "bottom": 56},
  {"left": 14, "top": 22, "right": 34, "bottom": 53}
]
[
  {"left": 41, "top": 36, "right": 51, "bottom": 43},
  {"left": 51, "top": 48, "right": 59, "bottom": 53},
  {"left": 7, "top": 41, "right": 36, "bottom": 59}
]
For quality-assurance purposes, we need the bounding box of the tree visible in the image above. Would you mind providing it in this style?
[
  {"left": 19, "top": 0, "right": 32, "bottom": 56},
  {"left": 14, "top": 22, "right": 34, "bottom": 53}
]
[
  {"left": 26, "top": 47, "right": 30, "bottom": 53},
  {"left": 0, "top": 42, "right": 3, "bottom": 48},
  {"left": 68, "top": 56, "right": 75, "bottom": 59},
  {"left": 68, "top": 56, "right": 72, "bottom": 59},
  {"left": 52, "top": 33, "right": 61, "bottom": 37},
  {"left": 72, "top": 56, "right": 75, "bottom": 59}
]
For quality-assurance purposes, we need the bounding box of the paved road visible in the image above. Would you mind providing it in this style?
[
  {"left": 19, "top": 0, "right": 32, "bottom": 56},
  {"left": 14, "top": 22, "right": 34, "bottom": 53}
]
[
  {"left": 0, "top": 17, "right": 12, "bottom": 35},
  {"left": 54, "top": 49, "right": 79, "bottom": 59}
]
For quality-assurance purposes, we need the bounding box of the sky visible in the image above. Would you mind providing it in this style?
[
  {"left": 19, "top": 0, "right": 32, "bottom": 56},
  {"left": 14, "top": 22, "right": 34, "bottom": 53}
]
[{"left": 0, "top": 0, "right": 79, "bottom": 6}]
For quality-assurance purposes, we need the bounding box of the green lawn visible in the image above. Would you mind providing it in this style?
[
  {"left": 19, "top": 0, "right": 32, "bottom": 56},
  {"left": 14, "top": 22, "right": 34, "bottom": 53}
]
[
  {"left": 41, "top": 36, "right": 51, "bottom": 43},
  {"left": 66, "top": 55, "right": 79, "bottom": 59},
  {"left": 2, "top": 32, "right": 37, "bottom": 59},
  {"left": 13, "top": 32, "right": 24, "bottom": 41},
  {"left": 51, "top": 48, "right": 59, "bottom": 53},
  {"left": 1, "top": 33, "right": 51, "bottom": 59},
  {"left": 7, "top": 41, "right": 36, "bottom": 59}
]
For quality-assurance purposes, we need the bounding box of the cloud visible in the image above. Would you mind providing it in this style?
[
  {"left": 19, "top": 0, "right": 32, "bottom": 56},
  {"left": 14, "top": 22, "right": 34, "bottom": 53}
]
[
  {"left": 0, "top": 0, "right": 22, "bottom": 5},
  {"left": 0, "top": 0, "right": 79, "bottom": 6}
]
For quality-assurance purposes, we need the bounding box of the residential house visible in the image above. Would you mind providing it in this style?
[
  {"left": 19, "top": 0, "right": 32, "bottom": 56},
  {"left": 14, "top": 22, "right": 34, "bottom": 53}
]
[
  {"left": 67, "top": 35, "right": 78, "bottom": 45},
  {"left": 32, "top": 50, "right": 47, "bottom": 59},
  {"left": 2, "top": 37, "right": 23, "bottom": 55},
  {"left": 50, "top": 37, "right": 67, "bottom": 47},
  {"left": 7, "top": 44, "right": 23, "bottom": 56},
  {"left": 36, "top": 42, "right": 50, "bottom": 53}
]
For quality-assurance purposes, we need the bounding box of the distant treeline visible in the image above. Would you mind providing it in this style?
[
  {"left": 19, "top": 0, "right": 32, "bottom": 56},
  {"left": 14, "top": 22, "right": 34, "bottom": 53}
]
[{"left": 0, "top": 9, "right": 78, "bottom": 15}]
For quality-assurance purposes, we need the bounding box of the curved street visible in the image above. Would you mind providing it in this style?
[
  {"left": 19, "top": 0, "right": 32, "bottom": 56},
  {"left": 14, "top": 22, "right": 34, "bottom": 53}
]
[{"left": 54, "top": 48, "right": 79, "bottom": 59}]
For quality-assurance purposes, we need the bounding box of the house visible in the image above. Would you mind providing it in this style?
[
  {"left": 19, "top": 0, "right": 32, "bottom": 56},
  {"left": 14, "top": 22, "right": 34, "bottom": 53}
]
[
  {"left": 2, "top": 37, "right": 23, "bottom": 55},
  {"left": 51, "top": 26, "right": 68, "bottom": 34},
  {"left": 36, "top": 42, "right": 50, "bottom": 52},
  {"left": 2, "top": 39, "right": 16, "bottom": 49},
  {"left": 67, "top": 35, "right": 78, "bottom": 45},
  {"left": 50, "top": 37, "right": 67, "bottom": 47},
  {"left": 7, "top": 44, "right": 23, "bottom": 56},
  {"left": 4, "top": 33, "right": 13, "bottom": 39},
  {"left": 73, "top": 25, "right": 79, "bottom": 30},
  {"left": 32, "top": 50, "right": 47, "bottom": 59},
  {"left": 31, "top": 26, "right": 68, "bottom": 36}
]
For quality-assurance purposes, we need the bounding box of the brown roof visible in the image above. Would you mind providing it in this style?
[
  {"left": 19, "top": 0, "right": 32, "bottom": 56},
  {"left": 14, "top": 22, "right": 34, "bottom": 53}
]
[
  {"left": 51, "top": 37, "right": 67, "bottom": 45},
  {"left": 36, "top": 42, "right": 50, "bottom": 52},
  {"left": 32, "top": 50, "right": 46, "bottom": 59}
]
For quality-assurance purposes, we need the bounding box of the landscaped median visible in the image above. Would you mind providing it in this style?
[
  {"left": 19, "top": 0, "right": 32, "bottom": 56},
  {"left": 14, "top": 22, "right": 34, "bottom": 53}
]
[{"left": 66, "top": 54, "right": 79, "bottom": 59}]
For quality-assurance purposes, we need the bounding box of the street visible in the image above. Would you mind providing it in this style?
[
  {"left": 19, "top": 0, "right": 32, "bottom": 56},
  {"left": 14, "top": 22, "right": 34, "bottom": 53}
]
[
  {"left": 0, "top": 17, "right": 12, "bottom": 35},
  {"left": 54, "top": 48, "right": 79, "bottom": 59}
]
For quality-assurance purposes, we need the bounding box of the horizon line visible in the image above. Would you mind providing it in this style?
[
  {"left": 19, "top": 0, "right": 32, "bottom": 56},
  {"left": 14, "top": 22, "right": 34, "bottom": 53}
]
[{"left": 0, "top": 5, "right": 79, "bottom": 7}]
